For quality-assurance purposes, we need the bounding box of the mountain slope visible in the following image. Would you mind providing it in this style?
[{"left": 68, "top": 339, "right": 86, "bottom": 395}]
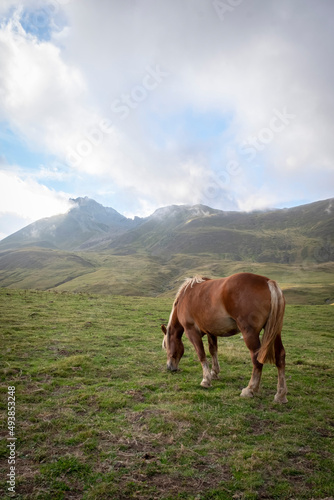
[
  {"left": 0, "top": 247, "right": 95, "bottom": 290},
  {"left": 103, "top": 198, "right": 334, "bottom": 264},
  {"left": 0, "top": 197, "right": 143, "bottom": 251}
]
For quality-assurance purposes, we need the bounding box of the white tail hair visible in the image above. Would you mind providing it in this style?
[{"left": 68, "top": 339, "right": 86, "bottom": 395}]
[{"left": 257, "top": 280, "right": 285, "bottom": 364}]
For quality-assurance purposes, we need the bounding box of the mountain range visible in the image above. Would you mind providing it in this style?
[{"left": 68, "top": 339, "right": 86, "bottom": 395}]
[
  {"left": 1, "top": 196, "right": 333, "bottom": 261},
  {"left": 0, "top": 196, "right": 333, "bottom": 302}
]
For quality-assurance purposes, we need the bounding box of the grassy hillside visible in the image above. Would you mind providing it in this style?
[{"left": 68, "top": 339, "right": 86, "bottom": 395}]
[
  {"left": 0, "top": 248, "right": 95, "bottom": 290},
  {"left": 0, "top": 289, "right": 333, "bottom": 499},
  {"left": 0, "top": 247, "right": 333, "bottom": 305}
]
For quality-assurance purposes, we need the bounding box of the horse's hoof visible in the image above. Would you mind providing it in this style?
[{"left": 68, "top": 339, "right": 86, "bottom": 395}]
[
  {"left": 240, "top": 387, "right": 254, "bottom": 398},
  {"left": 201, "top": 380, "right": 211, "bottom": 388},
  {"left": 210, "top": 371, "right": 220, "bottom": 380},
  {"left": 274, "top": 394, "right": 288, "bottom": 404}
]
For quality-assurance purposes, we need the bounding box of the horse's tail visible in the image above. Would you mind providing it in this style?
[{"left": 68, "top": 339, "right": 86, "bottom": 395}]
[{"left": 257, "top": 280, "right": 285, "bottom": 364}]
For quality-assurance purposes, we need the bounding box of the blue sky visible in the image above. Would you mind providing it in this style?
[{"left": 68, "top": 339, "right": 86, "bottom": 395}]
[
  {"left": 0, "top": 0, "right": 333, "bottom": 239},
  {"left": 1, "top": 126, "right": 49, "bottom": 170}
]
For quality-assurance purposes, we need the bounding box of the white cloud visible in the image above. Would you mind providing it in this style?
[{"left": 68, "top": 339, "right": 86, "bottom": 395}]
[
  {"left": 0, "top": 170, "right": 72, "bottom": 235},
  {"left": 0, "top": 0, "right": 334, "bottom": 239},
  {"left": 0, "top": 12, "right": 91, "bottom": 151},
  {"left": 57, "top": 0, "right": 334, "bottom": 208}
]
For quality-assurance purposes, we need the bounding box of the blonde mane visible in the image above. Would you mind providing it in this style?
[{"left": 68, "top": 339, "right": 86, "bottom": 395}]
[
  {"left": 174, "top": 276, "right": 208, "bottom": 303},
  {"left": 165, "top": 276, "right": 210, "bottom": 332}
]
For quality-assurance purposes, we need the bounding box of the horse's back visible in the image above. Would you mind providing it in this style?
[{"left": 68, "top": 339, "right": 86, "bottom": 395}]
[
  {"left": 177, "top": 272, "right": 273, "bottom": 335},
  {"left": 222, "top": 272, "right": 271, "bottom": 298}
]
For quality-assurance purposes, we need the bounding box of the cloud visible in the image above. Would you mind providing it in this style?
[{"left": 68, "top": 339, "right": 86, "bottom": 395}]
[
  {"left": 0, "top": 9, "right": 92, "bottom": 152},
  {"left": 0, "top": 0, "right": 334, "bottom": 240},
  {"left": 57, "top": 0, "right": 334, "bottom": 208},
  {"left": 0, "top": 169, "right": 72, "bottom": 237}
]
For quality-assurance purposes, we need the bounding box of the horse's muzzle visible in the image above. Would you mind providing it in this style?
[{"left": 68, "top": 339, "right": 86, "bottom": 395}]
[{"left": 167, "top": 360, "right": 178, "bottom": 372}]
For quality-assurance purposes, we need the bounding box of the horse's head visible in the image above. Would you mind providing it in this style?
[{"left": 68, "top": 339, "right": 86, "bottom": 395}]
[{"left": 161, "top": 324, "right": 184, "bottom": 371}]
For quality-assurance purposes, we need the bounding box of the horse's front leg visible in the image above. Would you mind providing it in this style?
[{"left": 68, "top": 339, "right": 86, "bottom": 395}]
[
  {"left": 185, "top": 327, "right": 212, "bottom": 388},
  {"left": 207, "top": 333, "right": 220, "bottom": 380}
]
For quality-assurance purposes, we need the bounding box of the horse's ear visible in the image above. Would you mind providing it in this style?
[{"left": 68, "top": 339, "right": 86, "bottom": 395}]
[{"left": 161, "top": 324, "right": 167, "bottom": 335}]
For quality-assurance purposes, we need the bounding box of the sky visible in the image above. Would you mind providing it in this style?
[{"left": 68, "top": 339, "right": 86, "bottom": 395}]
[{"left": 0, "top": 0, "right": 333, "bottom": 239}]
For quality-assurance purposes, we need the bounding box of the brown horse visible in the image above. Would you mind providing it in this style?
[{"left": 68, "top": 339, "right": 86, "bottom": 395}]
[{"left": 161, "top": 272, "right": 287, "bottom": 403}]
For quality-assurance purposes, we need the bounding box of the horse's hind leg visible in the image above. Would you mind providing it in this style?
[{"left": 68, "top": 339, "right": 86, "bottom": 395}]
[
  {"left": 207, "top": 334, "right": 220, "bottom": 380},
  {"left": 240, "top": 329, "right": 263, "bottom": 398},
  {"left": 274, "top": 335, "right": 288, "bottom": 403}
]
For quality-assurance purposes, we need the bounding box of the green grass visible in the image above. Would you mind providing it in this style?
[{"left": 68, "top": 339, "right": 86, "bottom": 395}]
[{"left": 0, "top": 289, "right": 333, "bottom": 499}]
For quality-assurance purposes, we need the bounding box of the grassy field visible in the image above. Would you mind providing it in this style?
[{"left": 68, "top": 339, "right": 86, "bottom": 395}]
[{"left": 0, "top": 288, "right": 333, "bottom": 499}]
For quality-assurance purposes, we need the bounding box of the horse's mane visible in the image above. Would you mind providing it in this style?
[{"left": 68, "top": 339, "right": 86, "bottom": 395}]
[
  {"left": 165, "top": 275, "right": 211, "bottom": 334},
  {"left": 173, "top": 275, "right": 210, "bottom": 306}
]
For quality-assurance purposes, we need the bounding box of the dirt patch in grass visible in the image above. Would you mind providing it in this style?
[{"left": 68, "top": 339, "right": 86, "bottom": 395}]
[
  {"left": 125, "top": 388, "right": 146, "bottom": 402},
  {"left": 247, "top": 417, "right": 274, "bottom": 436},
  {"left": 120, "top": 464, "right": 232, "bottom": 499}
]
